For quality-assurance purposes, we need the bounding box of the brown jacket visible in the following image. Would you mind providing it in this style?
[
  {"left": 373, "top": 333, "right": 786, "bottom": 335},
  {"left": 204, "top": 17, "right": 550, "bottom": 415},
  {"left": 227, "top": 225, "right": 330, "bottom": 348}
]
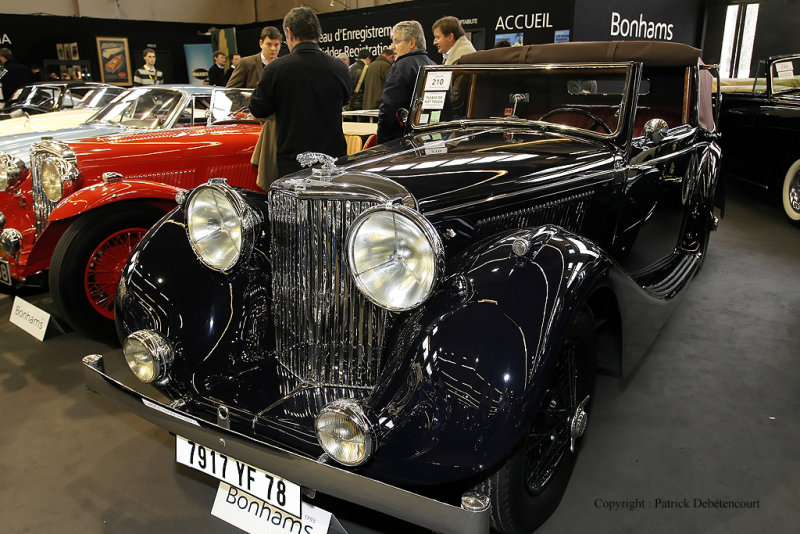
[
  {"left": 362, "top": 55, "right": 392, "bottom": 110},
  {"left": 226, "top": 53, "right": 264, "bottom": 88}
]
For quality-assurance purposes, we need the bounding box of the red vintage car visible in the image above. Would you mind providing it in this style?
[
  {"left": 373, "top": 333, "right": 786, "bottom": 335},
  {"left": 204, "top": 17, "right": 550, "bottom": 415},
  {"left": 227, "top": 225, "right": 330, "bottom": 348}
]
[{"left": 0, "top": 88, "right": 262, "bottom": 337}]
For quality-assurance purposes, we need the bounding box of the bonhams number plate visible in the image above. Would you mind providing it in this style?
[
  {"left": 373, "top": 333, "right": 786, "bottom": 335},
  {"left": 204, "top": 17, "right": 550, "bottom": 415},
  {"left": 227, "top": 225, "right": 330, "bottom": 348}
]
[{"left": 176, "top": 435, "right": 301, "bottom": 517}]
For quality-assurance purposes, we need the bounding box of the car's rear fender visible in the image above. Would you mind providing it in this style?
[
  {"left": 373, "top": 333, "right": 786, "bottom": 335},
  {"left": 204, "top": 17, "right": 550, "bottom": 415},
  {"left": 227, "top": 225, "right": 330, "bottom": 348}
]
[{"left": 363, "top": 225, "right": 611, "bottom": 484}]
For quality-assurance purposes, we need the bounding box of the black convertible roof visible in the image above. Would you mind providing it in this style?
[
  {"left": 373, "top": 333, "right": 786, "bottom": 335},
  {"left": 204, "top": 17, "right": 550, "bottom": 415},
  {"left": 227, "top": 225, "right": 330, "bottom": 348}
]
[{"left": 459, "top": 40, "right": 702, "bottom": 68}]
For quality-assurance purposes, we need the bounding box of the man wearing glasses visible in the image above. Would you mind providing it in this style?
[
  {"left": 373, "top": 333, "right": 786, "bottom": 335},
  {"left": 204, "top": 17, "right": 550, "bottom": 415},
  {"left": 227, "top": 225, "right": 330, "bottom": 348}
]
[{"left": 377, "top": 20, "right": 435, "bottom": 143}]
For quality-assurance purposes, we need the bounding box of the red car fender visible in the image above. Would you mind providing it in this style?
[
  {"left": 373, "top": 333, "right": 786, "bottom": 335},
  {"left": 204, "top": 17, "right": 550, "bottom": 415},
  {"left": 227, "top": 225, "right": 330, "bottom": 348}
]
[{"left": 48, "top": 180, "right": 182, "bottom": 222}]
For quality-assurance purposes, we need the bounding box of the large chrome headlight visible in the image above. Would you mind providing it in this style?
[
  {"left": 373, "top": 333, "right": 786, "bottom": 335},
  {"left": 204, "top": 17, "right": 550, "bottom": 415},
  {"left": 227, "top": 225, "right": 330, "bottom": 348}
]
[
  {"left": 186, "top": 179, "right": 255, "bottom": 272},
  {"left": 123, "top": 330, "right": 174, "bottom": 383},
  {"left": 346, "top": 205, "right": 443, "bottom": 311},
  {"left": 40, "top": 156, "right": 77, "bottom": 202},
  {"left": 0, "top": 153, "right": 26, "bottom": 191},
  {"left": 315, "top": 399, "right": 375, "bottom": 466}
]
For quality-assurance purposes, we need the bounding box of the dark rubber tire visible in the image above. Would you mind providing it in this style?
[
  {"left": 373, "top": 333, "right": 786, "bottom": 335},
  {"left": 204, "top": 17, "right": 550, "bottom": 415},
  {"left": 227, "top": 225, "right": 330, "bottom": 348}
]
[
  {"left": 49, "top": 204, "right": 163, "bottom": 340},
  {"left": 476, "top": 306, "right": 596, "bottom": 534}
]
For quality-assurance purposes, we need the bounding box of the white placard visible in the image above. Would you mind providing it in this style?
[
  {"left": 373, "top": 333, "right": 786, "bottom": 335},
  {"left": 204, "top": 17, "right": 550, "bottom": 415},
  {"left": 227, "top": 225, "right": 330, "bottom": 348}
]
[
  {"left": 775, "top": 62, "right": 793, "bottom": 72},
  {"left": 777, "top": 69, "right": 794, "bottom": 79},
  {"left": 9, "top": 296, "right": 50, "bottom": 341},
  {"left": 424, "top": 71, "right": 452, "bottom": 91},
  {"left": 422, "top": 92, "right": 446, "bottom": 110},
  {"left": 212, "top": 482, "right": 332, "bottom": 534}
]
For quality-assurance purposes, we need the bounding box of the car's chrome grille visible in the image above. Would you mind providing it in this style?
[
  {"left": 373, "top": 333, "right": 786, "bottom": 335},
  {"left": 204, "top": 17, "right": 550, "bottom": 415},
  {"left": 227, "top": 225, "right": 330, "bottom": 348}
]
[
  {"left": 475, "top": 191, "right": 593, "bottom": 235},
  {"left": 30, "top": 149, "right": 58, "bottom": 237},
  {"left": 268, "top": 190, "right": 390, "bottom": 389}
]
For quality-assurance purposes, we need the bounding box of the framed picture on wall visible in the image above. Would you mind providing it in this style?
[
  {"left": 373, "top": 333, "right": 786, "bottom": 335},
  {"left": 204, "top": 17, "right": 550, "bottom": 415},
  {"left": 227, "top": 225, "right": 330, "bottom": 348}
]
[
  {"left": 70, "top": 42, "right": 80, "bottom": 61},
  {"left": 56, "top": 43, "right": 66, "bottom": 61},
  {"left": 96, "top": 36, "right": 132, "bottom": 86}
]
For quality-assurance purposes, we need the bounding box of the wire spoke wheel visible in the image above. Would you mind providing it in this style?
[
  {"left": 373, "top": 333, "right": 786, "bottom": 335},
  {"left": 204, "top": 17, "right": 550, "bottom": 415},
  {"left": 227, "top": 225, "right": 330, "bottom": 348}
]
[
  {"left": 525, "top": 342, "right": 578, "bottom": 495},
  {"left": 84, "top": 227, "right": 148, "bottom": 319}
]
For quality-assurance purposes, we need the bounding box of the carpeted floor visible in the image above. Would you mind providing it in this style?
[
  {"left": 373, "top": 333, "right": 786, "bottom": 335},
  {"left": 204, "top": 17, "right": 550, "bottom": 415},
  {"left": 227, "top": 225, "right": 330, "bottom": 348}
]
[{"left": 1, "top": 179, "right": 798, "bottom": 534}]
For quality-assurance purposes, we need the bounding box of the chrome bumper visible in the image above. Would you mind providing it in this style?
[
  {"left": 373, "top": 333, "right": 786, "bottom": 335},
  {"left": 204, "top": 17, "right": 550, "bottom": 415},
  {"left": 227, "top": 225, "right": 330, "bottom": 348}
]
[{"left": 82, "top": 354, "right": 491, "bottom": 534}]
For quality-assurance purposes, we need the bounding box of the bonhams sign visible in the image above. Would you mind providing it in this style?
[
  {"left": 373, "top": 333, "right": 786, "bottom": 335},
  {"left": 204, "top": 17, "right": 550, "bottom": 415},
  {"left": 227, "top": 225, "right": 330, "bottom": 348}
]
[{"left": 573, "top": 0, "right": 702, "bottom": 45}]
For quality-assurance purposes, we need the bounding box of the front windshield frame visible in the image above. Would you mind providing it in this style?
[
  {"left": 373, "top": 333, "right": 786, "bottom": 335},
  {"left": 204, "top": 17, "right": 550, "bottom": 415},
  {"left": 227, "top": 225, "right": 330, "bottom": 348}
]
[
  {"left": 12, "top": 85, "right": 62, "bottom": 110},
  {"left": 85, "top": 87, "right": 188, "bottom": 129},
  {"left": 409, "top": 63, "right": 636, "bottom": 140},
  {"left": 208, "top": 87, "right": 257, "bottom": 125},
  {"left": 769, "top": 56, "right": 800, "bottom": 95}
]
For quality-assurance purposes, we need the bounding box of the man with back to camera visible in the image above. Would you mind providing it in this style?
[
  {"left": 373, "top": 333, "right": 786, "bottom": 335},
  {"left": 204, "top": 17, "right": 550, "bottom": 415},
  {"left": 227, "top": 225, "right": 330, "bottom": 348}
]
[
  {"left": 249, "top": 7, "right": 351, "bottom": 178},
  {"left": 362, "top": 47, "right": 394, "bottom": 110},
  {"left": 227, "top": 26, "right": 282, "bottom": 88},
  {"left": 346, "top": 49, "right": 372, "bottom": 110},
  {"left": 207, "top": 50, "right": 231, "bottom": 86},
  {"left": 377, "top": 20, "right": 435, "bottom": 143},
  {"left": 133, "top": 48, "right": 163, "bottom": 86},
  {"left": 432, "top": 16, "right": 476, "bottom": 65}
]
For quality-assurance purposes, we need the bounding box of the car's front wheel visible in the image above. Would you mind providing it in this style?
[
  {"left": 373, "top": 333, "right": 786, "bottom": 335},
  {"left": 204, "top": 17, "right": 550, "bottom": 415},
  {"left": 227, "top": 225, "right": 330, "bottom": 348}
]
[
  {"left": 475, "top": 306, "right": 596, "bottom": 534},
  {"left": 49, "top": 204, "right": 163, "bottom": 340},
  {"left": 781, "top": 158, "right": 800, "bottom": 226}
]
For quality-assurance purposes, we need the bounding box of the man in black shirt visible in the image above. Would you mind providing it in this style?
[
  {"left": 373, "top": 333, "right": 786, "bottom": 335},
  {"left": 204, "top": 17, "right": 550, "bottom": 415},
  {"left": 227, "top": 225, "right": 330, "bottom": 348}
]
[
  {"left": 207, "top": 50, "right": 231, "bottom": 86},
  {"left": 250, "top": 7, "right": 351, "bottom": 178},
  {"left": 0, "top": 48, "right": 33, "bottom": 102}
]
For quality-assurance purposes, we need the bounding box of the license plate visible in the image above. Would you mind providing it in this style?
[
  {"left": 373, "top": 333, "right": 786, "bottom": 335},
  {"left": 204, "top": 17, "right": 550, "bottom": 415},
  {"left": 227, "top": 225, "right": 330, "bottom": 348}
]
[
  {"left": 176, "top": 435, "right": 301, "bottom": 517},
  {"left": 0, "top": 260, "right": 10, "bottom": 286}
]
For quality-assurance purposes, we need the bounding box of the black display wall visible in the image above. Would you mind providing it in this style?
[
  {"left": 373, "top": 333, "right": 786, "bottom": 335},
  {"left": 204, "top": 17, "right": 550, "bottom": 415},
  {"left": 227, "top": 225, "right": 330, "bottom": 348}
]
[
  {"left": 0, "top": 13, "right": 212, "bottom": 84},
  {"left": 234, "top": 0, "right": 576, "bottom": 65},
  {"left": 572, "top": 0, "right": 705, "bottom": 46}
]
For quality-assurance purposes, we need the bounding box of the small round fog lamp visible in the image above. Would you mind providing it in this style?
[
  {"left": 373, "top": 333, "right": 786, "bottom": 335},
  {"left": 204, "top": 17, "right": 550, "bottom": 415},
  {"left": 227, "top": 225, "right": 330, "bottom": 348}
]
[
  {"left": 123, "top": 330, "right": 173, "bottom": 383},
  {"left": 315, "top": 399, "right": 375, "bottom": 466}
]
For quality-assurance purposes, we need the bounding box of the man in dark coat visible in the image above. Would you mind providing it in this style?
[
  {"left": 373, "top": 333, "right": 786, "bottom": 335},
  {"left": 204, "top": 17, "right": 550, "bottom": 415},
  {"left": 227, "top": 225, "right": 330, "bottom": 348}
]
[
  {"left": 0, "top": 48, "right": 33, "bottom": 102},
  {"left": 362, "top": 47, "right": 394, "bottom": 110},
  {"left": 346, "top": 48, "right": 371, "bottom": 110},
  {"left": 249, "top": 7, "right": 351, "bottom": 177},
  {"left": 377, "top": 21, "right": 435, "bottom": 143}
]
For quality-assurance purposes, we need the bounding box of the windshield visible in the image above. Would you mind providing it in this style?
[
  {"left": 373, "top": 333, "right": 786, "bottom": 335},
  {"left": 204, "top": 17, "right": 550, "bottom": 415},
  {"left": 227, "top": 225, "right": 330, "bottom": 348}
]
[
  {"left": 208, "top": 88, "right": 255, "bottom": 123},
  {"left": 86, "top": 88, "right": 185, "bottom": 128},
  {"left": 8, "top": 86, "right": 61, "bottom": 110},
  {"left": 412, "top": 65, "right": 631, "bottom": 136},
  {"left": 70, "top": 86, "right": 124, "bottom": 109},
  {"left": 770, "top": 57, "right": 800, "bottom": 94}
]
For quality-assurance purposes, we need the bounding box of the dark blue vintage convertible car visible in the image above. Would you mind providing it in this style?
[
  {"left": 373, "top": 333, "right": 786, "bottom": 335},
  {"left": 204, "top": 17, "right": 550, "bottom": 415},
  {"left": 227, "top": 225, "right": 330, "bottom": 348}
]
[{"left": 83, "top": 41, "right": 721, "bottom": 533}]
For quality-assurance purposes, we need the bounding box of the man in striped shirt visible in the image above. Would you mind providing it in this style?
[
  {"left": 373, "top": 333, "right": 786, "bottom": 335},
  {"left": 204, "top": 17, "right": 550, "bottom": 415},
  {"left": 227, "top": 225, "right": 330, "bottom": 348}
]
[{"left": 133, "top": 48, "right": 164, "bottom": 86}]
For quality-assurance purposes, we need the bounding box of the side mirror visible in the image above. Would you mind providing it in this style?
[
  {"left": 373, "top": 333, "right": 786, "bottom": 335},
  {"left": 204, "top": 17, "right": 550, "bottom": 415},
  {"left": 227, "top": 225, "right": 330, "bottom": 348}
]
[
  {"left": 396, "top": 108, "right": 409, "bottom": 126},
  {"left": 643, "top": 118, "right": 669, "bottom": 144}
]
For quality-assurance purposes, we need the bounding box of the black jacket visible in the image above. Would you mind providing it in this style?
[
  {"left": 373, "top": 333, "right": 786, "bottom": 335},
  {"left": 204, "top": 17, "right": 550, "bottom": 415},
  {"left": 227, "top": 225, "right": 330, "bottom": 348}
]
[
  {"left": 207, "top": 63, "right": 230, "bottom": 86},
  {"left": 250, "top": 42, "right": 351, "bottom": 175},
  {"left": 1, "top": 60, "right": 33, "bottom": 101},
  {"left": 377, "top": 49, "right": 435, "bottom": 143}
]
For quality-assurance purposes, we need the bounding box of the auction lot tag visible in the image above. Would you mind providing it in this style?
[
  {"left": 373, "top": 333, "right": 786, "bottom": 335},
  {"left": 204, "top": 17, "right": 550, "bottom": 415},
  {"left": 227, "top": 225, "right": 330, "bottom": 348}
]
[
  {"left": 176, "top": 435, "right": 301, "bottom": 517},
  {"left": 212, "top": 482, "right": 332, "bottom": 534},
  {"left": 424, "top": 71, "right": 452, "bottom": 91},
  {"left": 9, "top": 296, "right": 50, "bottom": 341}
]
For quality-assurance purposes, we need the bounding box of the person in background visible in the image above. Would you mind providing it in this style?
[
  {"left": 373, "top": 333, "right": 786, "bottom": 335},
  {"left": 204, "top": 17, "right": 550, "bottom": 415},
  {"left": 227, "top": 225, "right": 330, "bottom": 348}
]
[
  {"left": 207, "top": 50, "right": 231, "bottom": 86},
  {"left": 377, "top": 21, "right": 434, "bottom": 143},
  {"left": 432, "top": 16, "right": 475, "bottom": 65},
  {"left": 227, "top": 26, "right": 282, "bottom": 88},
  {"left": 346, "top": 48, "right": 371, "bottom": 110},
  {"left": 0, "top": 47, "right": 33, "bottom": 101},
  {"left": 250, "top": 7, "right": 350, "bottom": 179},
  {"left": 133, "top": 48, "right": 163, "bottom": 86},
  {"left": 337, "top": 53, "right": 350, "bottom": 66},
  {"left": 362, "top": 47, "right": 393, "bottom": 110},
  {"left": 231, "top": 54, "right": 241, "bottom": 69}
]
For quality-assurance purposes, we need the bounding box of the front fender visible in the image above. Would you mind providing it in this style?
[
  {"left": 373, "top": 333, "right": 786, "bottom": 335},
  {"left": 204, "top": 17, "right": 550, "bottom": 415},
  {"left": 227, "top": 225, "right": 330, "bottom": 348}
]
[
  {"left": 364, "top": 225, "right": 609, "bottom": 485},
  {"left": 48, "top": 180, "right": 181, "bottom": 222}
]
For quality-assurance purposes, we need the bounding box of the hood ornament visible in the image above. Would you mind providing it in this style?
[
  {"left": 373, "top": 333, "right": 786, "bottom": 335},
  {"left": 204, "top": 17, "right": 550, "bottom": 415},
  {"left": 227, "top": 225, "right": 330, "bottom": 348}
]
[{"left": 297, "top": 152, "right": 343, "bottom": 181}]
